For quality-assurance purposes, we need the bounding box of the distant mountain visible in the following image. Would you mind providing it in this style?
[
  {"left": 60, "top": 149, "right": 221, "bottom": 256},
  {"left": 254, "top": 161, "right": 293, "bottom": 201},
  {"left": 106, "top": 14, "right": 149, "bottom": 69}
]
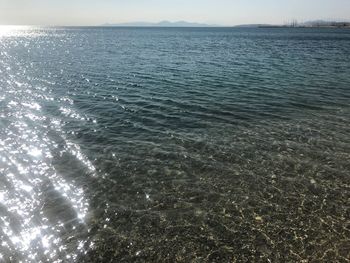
[
  {"left": 102, "top": 20, "right": 216, "bottom": 27},
  {"left": 102, "top": 20, "right": 350, "bottom": 28}
]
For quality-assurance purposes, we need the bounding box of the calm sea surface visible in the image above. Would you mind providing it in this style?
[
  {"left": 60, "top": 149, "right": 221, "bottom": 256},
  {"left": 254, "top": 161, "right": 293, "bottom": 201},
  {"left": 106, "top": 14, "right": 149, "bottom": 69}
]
[{"left": 0, "top": 27, "right": 349, "bottom": 262}]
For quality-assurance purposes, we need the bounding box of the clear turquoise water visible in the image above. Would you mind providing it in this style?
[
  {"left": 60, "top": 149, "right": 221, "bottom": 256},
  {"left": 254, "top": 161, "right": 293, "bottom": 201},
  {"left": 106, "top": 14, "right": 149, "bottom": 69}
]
[{"left": 0, "top": 27, "right": 349, "bottom": 262}]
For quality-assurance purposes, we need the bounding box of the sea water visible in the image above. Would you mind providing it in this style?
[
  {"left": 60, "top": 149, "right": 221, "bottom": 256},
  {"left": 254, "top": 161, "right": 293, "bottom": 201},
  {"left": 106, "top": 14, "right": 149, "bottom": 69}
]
[{"left": 0, "top": 26, "right": 349, "bottom": 262}]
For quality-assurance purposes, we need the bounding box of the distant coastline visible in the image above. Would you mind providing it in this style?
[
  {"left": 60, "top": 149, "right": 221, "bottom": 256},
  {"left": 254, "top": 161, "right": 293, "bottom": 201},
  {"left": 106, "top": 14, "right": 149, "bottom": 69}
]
[
  {"left": 258, "top": 23, "right": 350, "bottom": 29},
  {"left": 235, "top": 20, "right": 350, "bottom": 28},
  {"left": 102, "top": 20, "right": 350, "bottom": 28}
]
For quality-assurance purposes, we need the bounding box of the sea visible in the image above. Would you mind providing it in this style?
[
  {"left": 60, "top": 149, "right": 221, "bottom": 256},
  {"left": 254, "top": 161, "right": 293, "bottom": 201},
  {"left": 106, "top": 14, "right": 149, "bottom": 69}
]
[{"left": 0, "top": 26, "right": 349, "bottom": 262}]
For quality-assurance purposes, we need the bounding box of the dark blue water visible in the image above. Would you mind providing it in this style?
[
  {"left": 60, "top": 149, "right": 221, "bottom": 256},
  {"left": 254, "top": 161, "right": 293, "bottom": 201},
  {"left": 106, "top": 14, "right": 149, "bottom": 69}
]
[{"left": 0, "top": 26, "right": 349, "bottom": 262}]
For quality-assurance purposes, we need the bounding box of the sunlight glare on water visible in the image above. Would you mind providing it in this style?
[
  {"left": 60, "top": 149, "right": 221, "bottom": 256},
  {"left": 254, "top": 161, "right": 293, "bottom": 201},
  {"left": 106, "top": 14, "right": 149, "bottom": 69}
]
[
  {"left": 0, "top": 26, "right": 34, "bottom": 38},
  {"left": 0, "top": 27, "right": 93, "bottom": 262}
]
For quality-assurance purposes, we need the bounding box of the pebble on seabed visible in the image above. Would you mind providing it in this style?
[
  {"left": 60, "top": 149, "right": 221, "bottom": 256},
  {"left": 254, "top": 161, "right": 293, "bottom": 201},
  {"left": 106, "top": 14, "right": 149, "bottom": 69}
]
[{"left": 255, "top": 216, "right": 263, "bottom": 223}]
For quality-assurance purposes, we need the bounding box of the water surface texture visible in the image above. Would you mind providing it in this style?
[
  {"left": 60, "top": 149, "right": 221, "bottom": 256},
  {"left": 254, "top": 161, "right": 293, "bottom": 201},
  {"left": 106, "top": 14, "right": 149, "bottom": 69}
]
[{"left": 0, "top": 26, "right": 349, "bottom": 262}]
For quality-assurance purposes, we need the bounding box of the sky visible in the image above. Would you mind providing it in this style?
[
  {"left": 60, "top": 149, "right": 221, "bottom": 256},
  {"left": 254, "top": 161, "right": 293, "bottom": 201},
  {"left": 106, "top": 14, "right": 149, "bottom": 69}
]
[{"left": 0, "top": 0, "right": 350, "bottom": 26}]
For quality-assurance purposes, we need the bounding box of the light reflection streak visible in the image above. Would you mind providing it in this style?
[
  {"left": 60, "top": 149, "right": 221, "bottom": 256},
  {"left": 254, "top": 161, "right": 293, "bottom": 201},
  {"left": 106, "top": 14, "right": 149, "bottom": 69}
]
[
  {"left": 0, "top": 26, "right": 42, "bottom": 38},
  {"left": 0, "top": 30, "right": 94, "bottom": 261}
]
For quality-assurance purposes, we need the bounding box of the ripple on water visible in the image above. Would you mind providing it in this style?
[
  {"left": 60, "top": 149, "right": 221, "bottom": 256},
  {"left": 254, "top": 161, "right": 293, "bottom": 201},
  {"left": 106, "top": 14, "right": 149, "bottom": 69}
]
[{"left": 0, "top": 26, "right": 350, "bottom": 262}]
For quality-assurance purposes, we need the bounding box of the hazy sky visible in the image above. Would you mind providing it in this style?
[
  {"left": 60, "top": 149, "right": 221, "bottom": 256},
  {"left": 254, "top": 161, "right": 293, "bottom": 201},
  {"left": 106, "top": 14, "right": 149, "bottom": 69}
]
[{"left": 0, "top": 0, "right": 350, "bottom": 26}]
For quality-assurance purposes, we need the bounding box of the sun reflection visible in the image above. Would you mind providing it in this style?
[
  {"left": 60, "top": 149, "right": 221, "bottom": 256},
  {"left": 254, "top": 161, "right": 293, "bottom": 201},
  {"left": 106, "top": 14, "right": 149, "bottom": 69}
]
[
  {"left": 0, "top": 47, "right": 93, "bottom": 261},
  {"left": 0, "top": 26, "right": 32, "bottom": 38},
  {"left": 28, "top": 147, "right": 42, "bottom": 158}
]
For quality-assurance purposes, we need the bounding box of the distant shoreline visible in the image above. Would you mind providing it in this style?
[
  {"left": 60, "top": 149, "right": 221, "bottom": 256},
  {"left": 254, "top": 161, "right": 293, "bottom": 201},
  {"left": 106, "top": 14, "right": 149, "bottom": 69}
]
[
  {"left": 101, "top": 20, "right": 350, "bottom": 29},
  {"left": 97, "top": 25, "right": 350, "bottom": 28},
  {"left": 258, "top": 25, "right": 350, "bottom": 29}
]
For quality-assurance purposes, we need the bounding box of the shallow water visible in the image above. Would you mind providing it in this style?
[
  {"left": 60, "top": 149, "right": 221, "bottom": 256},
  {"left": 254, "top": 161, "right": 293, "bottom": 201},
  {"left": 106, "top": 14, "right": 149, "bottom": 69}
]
[{"left": 0, "top": 26, "right": 349, "bottom": 262}]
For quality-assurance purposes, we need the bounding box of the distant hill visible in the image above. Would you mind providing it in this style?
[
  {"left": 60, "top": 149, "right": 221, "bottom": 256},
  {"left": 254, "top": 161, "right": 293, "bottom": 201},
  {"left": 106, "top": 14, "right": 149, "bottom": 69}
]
[
  {"left": 102, "top": 20, "right": 217, "bottom": 27},
  {"left": 102, "top": 20, "right": 350, "bottom": 28}
]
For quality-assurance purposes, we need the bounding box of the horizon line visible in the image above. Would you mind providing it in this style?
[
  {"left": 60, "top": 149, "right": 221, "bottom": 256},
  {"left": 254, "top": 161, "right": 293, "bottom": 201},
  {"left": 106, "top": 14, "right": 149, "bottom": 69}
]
[{"left": 1, "top": 19, "right": 349, "bottom": 28}]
